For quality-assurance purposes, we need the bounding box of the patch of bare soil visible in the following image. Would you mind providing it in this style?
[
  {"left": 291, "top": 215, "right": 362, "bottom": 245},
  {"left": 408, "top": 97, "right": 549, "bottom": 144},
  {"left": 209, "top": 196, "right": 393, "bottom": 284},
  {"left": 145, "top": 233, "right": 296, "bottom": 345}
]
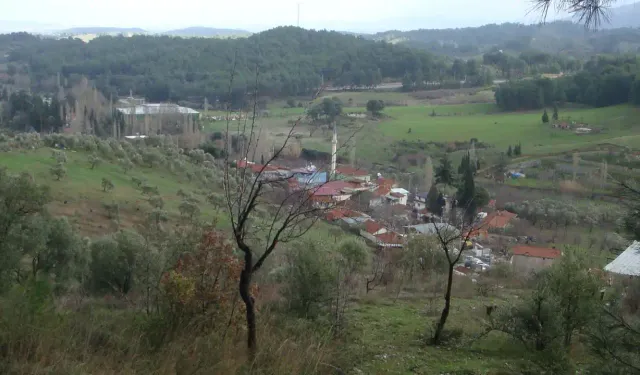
[{"left": 49, "top": 199, "right": 147, "bottom": 237}]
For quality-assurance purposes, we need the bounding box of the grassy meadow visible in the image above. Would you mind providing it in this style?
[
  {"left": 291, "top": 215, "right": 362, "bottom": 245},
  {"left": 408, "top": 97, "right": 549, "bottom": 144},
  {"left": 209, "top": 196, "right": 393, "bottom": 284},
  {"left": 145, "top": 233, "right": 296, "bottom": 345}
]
[
  {"left": 377, "top": 104, "right": 640, "bottom": 154},
  {"left": 0, "top": 147, "right": 228, "bottom": 236}
]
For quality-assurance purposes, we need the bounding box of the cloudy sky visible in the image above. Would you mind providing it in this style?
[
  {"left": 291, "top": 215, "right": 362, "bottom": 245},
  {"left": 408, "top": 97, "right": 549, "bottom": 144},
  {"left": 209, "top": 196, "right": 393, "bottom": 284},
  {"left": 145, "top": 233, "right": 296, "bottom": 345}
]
[{"left": 1, "top": 0, "right": 637, "bottom": 33}]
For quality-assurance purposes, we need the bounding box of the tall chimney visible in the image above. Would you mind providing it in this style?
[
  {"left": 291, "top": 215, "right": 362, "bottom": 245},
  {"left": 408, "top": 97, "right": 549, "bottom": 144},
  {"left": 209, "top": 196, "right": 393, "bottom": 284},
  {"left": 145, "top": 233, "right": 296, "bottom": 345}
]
[{"left": 331, "top": 123, "right": 337, "bottom": 180}]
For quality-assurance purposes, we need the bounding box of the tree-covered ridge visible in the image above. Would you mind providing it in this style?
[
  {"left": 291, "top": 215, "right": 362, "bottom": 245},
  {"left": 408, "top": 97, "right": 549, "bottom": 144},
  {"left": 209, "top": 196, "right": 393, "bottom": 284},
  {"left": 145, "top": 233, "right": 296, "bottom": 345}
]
[
  {"left": 2, "top": 27, "right": 457, "bottom": 105},
  {"left": 495, "top": 55, "right": 640, "bottom": 110},
  {"left": 370, "top": 21, "right": 640, "bottom": 58}
]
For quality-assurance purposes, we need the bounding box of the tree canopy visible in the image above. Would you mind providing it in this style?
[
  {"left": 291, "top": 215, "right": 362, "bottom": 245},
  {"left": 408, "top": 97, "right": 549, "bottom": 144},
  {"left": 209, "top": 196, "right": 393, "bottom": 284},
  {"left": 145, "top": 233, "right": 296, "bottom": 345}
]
[{"left": 1, "top": 28, "right": 459, "bottom": 107}]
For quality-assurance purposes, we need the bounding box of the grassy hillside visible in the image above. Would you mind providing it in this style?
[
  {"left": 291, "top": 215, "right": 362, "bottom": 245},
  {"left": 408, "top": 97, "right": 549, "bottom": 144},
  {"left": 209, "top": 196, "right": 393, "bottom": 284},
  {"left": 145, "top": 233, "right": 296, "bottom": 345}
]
[{"left": 0, "top": 134, "right": 227, "bottom": 237}]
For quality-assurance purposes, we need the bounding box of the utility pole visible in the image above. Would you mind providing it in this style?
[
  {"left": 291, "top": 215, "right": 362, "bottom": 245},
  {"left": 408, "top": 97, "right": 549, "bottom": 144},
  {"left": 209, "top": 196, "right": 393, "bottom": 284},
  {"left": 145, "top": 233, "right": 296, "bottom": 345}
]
[{"left": 297, "top": 3, "right": 301, "bottom": 27}]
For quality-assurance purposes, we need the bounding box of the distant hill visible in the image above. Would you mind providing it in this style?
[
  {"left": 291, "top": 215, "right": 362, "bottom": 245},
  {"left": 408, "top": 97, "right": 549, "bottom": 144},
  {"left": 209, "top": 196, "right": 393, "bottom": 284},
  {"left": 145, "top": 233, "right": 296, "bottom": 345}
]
[
  {"left": 366, "top": 19, "right": 640, "bottom": 58},
  {"left": 57, "top": 27, "right": 147, "bottom": 35},
  {"left": 161, "top": 27, "right": 251, "bottom": 38},
  {"left": 596, "top": 1, "right": 640, "bottom": 29}
]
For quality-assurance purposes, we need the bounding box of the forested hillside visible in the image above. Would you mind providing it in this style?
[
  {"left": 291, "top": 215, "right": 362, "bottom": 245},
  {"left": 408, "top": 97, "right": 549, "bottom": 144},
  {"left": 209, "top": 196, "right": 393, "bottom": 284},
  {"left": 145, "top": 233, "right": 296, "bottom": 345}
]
[
  {"left": 370, "top": 21, "right": 640, "bottom": 58},
  {"left": 495, "top": 55, "right": 640, "bottom": 110},
  {"left": 1, "top": 27, "right": 461, "bottom": 106}
]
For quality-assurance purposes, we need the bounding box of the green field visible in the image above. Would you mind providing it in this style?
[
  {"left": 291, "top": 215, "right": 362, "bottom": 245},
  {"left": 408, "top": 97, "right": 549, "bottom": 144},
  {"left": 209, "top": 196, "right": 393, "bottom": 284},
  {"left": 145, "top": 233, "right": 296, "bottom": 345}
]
[
  {"left": 377, "top": 104, "right": 640, "bottom": 152},
  {"left": 0, "top": 148, "right": 227, "bottom": 236}
]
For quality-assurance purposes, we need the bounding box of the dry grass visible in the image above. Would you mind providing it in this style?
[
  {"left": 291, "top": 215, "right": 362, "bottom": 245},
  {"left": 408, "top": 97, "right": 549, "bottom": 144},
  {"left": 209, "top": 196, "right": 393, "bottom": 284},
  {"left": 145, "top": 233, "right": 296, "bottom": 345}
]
[{"left": 1, "top": 296, "right": 336, "bottom": 375}]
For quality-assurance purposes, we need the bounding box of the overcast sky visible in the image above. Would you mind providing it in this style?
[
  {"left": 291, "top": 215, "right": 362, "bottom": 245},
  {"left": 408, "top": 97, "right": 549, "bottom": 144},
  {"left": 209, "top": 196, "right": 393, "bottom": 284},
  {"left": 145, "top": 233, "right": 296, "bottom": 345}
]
[{"left": 1, "top": 0, "right": 637, "bottom": 33}]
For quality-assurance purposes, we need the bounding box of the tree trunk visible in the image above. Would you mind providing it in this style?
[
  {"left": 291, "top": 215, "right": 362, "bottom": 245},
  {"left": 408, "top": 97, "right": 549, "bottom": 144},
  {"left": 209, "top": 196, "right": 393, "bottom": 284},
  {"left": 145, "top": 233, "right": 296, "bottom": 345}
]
[
  {"left": 239, "top": 250, "right": 257, "bottom": 358},
  {"left": 432, "top": 264, "right": 454, "bottom": 345}
]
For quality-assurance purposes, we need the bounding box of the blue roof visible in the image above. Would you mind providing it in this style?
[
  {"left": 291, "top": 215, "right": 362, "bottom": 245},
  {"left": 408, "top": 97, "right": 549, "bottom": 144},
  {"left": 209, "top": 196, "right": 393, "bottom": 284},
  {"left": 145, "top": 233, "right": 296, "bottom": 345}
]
[{"left": 296, "top": 171, "right": 327, "bottom": 186}]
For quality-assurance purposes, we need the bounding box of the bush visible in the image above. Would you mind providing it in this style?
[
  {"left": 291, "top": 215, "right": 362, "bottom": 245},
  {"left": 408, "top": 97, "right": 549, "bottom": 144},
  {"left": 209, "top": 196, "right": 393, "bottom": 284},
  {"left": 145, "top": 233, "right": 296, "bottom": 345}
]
[
  {"left": 88, "top": 153, "right": 101, "bottom": 169},
  {"left": 88, "top": 231, "right": 143, "bottom": 294},
  {"left": 50, "top": 162, "right": 67, "bottom": 181},
  {"left": 101, "top": 177, "right": 114, "bottom": 192},
  {"left": 279, "top": 240, "right": 336, "bottom": 319}
]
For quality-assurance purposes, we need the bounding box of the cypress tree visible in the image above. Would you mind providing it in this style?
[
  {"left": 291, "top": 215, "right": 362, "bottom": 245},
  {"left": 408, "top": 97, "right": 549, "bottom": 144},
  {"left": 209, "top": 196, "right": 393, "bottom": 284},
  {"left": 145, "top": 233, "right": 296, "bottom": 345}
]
[{"left": 542, "top": 109, "right": 549, "bottom": 123}]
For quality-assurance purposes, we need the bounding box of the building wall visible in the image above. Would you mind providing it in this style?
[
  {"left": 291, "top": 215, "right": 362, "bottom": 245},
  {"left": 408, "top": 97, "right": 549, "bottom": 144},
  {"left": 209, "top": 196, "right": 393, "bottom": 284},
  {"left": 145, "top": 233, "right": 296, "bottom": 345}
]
[{"left": 512, "top": 255, "right": 556, "bottom": 275}]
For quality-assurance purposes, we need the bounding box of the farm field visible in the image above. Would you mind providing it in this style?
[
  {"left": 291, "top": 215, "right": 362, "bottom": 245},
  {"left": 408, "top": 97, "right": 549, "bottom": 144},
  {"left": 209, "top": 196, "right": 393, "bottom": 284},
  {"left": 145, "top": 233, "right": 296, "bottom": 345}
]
[
  {"left": 200, "top": 99, "right": 640, "bottom": 172},
  {"left": 377, "top": 104, "right": 640, "bottom": 152}
]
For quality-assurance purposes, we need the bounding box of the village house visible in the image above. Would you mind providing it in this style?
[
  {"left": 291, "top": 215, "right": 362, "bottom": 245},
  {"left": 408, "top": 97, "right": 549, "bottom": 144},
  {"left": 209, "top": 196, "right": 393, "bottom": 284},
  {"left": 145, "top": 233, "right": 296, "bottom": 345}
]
[
  {"left": 325, "top": 208, "right": 370, "bottom": 222},
  {"left": 604, "top": 241, "right": 640, "bottom": 280},
  {"left": 367, "top": 185, "right": 389, "bottom": 207},
  {"left": 481, "top": 210, "right": 517, "bottom": 231},
  {"left": 387, "top": 188, "right": 409, "bottom": 205},
  {"left": 308, "top": 180, "right": 354, "bottom": 208},
  {"left": 511, "top": 245, "right": 562, "bottom": 274},
  {"left": 414, "top": 192, "right": 429, "bottom": 210},
  {"left": 360, "top": 220, "right": 387, "bottom": 242},
  {"left": 374, "top": 231, "right": 404, "bottom": 248}
]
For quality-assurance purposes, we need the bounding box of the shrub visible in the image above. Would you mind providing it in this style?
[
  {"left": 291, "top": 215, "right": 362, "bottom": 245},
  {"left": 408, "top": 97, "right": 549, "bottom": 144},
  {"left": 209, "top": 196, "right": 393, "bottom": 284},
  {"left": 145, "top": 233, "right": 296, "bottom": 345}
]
[
  {"left": 88, "top": 153, "right": 101, "bottom": 169},
  {"left": 101, "top": 177, "right": 114, "bottom": 192},
  {"left": 88, "top": 231, "right": 142, "bottom": 294},
  {"left": 50, "top": 162, "right": 67, "bottom": 181},
  {"left": 102, "top": 201, "right": 119, "bottom": 221}
]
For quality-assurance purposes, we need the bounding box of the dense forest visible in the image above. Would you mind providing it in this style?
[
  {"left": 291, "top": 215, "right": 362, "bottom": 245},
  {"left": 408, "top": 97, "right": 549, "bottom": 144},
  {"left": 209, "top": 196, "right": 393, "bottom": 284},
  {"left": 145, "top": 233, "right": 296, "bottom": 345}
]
[
  {"left": 370, "top": 21, "right": 640, "bottom": 58},
  {"left": 494, "top": 55, "right": 640, "bottom": 110},
  {"left": 0, "top": 28, "right": 480, "bottom": 107}
]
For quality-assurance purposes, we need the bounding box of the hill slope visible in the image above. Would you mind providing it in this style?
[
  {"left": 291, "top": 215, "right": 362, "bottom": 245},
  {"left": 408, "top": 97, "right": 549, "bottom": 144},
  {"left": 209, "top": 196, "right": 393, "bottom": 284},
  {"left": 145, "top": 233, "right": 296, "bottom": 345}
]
[
  {"left": 2, "top": 27, "right": 453, "bottom": 105},
  {"left": 368, "top": 20, "right": 640, "bottom": 57}
]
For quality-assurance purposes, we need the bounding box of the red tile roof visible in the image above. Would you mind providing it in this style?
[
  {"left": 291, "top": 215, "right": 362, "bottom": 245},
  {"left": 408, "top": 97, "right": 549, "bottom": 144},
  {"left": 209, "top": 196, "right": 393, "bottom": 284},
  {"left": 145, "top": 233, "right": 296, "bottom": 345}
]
[
  {"left": 512, "top": 245, "right": 561, "bottom": 259},
  {"left": 311, "top": 181, "right": 352, "bottom": 196},
  {"left": 364, "top": 220, "right": 385, "bottom": 235},
  {"left": 375, "top": 231, "right": 403, "bottom": 245},
  {"left": 377, "top": 177, "right": 396, "bottom": 188},
  {"left": 326, "top": 208, "right": 363, "bottom": 221},
  {"left": 481, "top": 210, "right": 517, "bottom": 229},
  {"left": 336, "top": 166, "right": 369, "bottom": 177},
  {"left": 373, "top": 185, "right": 391, "bottom": 197}
]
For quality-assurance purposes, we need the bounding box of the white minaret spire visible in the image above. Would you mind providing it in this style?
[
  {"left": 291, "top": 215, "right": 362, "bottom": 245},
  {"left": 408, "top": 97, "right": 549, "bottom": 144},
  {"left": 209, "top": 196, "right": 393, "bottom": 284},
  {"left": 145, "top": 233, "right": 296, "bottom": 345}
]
[{"left": 331, "top": 123, "right": 337, "bottom": 180}]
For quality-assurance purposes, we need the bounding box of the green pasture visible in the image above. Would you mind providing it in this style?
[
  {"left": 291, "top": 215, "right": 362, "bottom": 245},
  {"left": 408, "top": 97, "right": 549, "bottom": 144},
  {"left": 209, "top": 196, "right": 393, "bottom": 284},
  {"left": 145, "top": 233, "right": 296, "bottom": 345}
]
[
  {"left": 377, "top": 104, "right": 640, "bottom": 153},
  {"left": 0, "top": 148, "right": 226, "bottom": 234}
]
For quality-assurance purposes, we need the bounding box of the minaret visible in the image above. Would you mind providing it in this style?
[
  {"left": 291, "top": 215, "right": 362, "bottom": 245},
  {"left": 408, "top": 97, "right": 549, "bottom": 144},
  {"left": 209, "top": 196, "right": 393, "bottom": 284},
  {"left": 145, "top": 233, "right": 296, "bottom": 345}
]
[{"left": 330, "top": 123, "right": 337, "bottom": 180}]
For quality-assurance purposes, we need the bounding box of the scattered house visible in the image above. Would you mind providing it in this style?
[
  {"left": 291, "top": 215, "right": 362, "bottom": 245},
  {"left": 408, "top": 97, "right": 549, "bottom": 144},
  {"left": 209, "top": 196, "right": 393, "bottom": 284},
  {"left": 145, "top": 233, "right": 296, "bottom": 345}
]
[
  {"left": 309, "top": 180, "right": 353, "bottom": 208},
  {"left": 604, "top": 241, "right": 640, "bottom": 278},
  {"left": 369, "top": 185, "right": 391, "bottom": 207},
  {"left": 511, "top": 245, "right": 562, "bottom": 274},
  {"left": 414, "top": 192, "right": 429, "bottom": 210},
  {"left": 481, "top": 210, "right": 517, "bottom": 231},
  {"left": 471, "top": 243, "right": 492, "bottom": 258},
  {"left": 387, "top": 188, "right": 409, "bottom": 205},
  {"left": 387, "top": 191, "right": 408, "bottom": 205},
  {"left": 374, "top": 231, "right": 404, "bottom": 248},
  {"left": 360, "top": 220, "right": 388, "bottom": 242},
  {"left": 325, "top": 208, "right": 370, "bottom": 222},
  {"left": 336, "top": 166, "right": 371, "bottom": 182}
]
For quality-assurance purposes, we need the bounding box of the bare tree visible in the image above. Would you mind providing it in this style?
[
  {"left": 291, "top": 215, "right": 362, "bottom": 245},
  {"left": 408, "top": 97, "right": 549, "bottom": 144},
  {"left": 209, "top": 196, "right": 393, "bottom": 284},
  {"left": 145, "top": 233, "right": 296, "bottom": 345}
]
[
  {"left": 429, "top": 208, "right": 483, "bottom": 345},
  {"left": 222, "top": 63, "right": 358, "bottom": 356},
  {"left": 531, "top": 0, "right": 617, "bottom": 29}
]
